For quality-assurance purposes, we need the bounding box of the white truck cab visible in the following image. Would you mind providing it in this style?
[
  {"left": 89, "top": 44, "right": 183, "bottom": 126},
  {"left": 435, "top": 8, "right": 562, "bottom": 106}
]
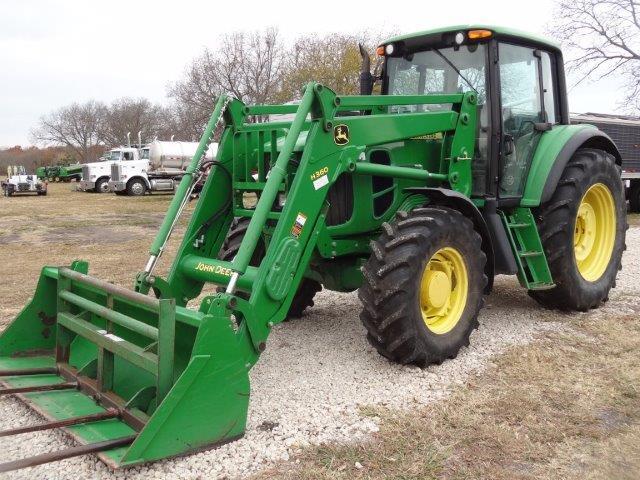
[
  {"left": 108, "top": 141, "right": 217, "bottom": 196},
  {"left": 79, "top": 147, "right": 142, "bottom": 193}
]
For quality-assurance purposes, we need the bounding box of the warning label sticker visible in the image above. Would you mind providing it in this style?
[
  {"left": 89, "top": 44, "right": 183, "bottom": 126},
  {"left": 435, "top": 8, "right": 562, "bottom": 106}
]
[{"left": 291, "top": 212, "right": 307, "bottom": 238}]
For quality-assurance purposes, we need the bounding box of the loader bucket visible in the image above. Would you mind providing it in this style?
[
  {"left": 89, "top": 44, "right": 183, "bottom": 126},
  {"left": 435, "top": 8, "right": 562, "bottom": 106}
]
[{"left": 0, "top": 261, "right": 251, "bottom": 470}]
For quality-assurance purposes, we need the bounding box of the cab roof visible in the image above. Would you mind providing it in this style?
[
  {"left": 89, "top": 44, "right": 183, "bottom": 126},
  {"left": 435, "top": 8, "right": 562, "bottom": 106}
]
[{"left": 382, "top": 25, "right": 560, "bottom": 52}]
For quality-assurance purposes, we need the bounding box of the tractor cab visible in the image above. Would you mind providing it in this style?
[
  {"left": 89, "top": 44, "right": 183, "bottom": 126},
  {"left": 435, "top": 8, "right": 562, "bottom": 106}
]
[{"left": 370, "top": 26, "right": 567, "bottom": 202}]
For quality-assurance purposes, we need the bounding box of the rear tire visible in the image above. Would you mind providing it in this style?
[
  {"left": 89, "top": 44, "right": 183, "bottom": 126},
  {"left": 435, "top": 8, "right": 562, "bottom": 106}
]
[
  {"left": 219, "top": 217, "right": 321, "bottom": 319},
  {"left": 529, "top": 148, "right": 627, "bottom": 311},
  {"left": 359, "top": 207, "right": 487, "bottom": 367},
  {"left": 629, "top": 181, "right": 640, "bottom": 213},
  {"left": 127, "top": 179, "right": 147, "bottom": 196}
]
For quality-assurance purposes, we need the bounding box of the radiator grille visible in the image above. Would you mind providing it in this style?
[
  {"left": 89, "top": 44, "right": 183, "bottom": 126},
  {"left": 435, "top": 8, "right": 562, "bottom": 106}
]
[{"left": 111, "top": 163, "right": 120, "bottom": 181}]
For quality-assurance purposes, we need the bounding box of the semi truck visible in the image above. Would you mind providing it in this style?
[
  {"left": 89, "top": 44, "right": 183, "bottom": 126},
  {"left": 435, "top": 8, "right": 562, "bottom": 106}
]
[
  {"left": 571, "top": 113, "right": 640, "bottom": 212},
  {"left": 108, "top": 141, "right": 218, "bottom": 196},
  {"left": 79, "top": 146, "right": 148, "bottom": 193}
]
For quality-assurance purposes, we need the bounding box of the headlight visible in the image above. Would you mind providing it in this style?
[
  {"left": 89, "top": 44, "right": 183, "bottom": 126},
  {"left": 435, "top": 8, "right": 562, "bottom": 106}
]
[
  {"left": 455, "top": 32, "right": 465, "bottom": 45},
  {"left": 385, "top": 43, "right": 394, "bottom": 55}
]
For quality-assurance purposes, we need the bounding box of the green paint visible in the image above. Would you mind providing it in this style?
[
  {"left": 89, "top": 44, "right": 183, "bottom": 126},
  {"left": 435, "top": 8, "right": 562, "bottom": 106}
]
[
  {"left": 501, "top": 208, "right": 554, "bottom": 289},
  {"left": 520, "top": 124, "right": 597, "bottom": 206}
]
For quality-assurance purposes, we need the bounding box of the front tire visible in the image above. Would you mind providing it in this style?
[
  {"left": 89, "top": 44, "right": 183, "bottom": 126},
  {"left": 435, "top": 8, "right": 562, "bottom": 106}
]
[
  {"left": 529, "top": 148, "right": 627, "bottom": 311},
  {"left": 127, "top": 179, "right": 147, "bottom": 196},
  {"left": 95, "top": 178, "right": 110, "bottom": 193},
  {"left": 359, "top": 207, "right": 487, "bottom": 367}
]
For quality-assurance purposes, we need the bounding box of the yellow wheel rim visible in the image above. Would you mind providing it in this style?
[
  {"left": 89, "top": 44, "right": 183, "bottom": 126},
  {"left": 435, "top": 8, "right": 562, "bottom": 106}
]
[
  {"left": 574, "top": 183, "right": 616, "bottom": 282},
  {"left": 420, "top": 247, "right": 468, "bottom": 335}
]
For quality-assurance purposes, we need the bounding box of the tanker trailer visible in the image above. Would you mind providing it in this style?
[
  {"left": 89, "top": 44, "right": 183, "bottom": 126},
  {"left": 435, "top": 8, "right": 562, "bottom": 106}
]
[{"left": 108, "top": 141, "right": 218, "bottom": 196}]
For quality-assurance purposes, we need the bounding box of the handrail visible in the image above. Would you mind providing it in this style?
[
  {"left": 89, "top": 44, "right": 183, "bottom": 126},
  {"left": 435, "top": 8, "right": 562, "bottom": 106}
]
[{"left": 335, "top": 93, "right": 467, "bottom": 108}]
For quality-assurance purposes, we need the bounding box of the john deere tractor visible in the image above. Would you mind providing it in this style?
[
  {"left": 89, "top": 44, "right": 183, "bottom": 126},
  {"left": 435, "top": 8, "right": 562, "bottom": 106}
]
[{"left": 0, "top": 26, "right": 626, "bottom": 471}]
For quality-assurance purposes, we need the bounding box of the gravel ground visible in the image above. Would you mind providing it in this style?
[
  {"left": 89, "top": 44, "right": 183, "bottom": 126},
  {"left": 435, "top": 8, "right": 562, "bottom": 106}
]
[{"left": 0, "top": 227, "right": 637, "bottom": 480}]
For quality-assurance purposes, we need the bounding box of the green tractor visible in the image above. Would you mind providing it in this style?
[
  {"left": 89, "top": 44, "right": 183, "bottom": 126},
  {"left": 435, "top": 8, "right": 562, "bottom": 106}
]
[
  {"left": 0, "top": 25, "right": 626, "bottom": 471},
  {"left": 37, "top": 164, "right": 83, "bottom": 182}
]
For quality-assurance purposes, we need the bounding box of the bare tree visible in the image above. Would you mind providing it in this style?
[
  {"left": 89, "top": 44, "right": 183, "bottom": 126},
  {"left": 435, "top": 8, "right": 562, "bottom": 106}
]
[
  {"left": 168, "top": 28, "right": 284, "bottom": 132},
  {"left": 278, "top": 33, "right": 378, "bottom": 101},
  {"left": 98, "top": 97, "right": 171, "bottom": 146},
  {"left": 31, "top": 100, "right": 106, "bottom": 162},
  {"left": 550, "top": 0, "right": 640, "bottom": 109}
]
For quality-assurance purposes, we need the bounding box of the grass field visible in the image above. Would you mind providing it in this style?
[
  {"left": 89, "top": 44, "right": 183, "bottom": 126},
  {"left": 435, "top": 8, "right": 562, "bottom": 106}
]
[{"left": 0, "top": 182, "right": 178, "bottom": 327}]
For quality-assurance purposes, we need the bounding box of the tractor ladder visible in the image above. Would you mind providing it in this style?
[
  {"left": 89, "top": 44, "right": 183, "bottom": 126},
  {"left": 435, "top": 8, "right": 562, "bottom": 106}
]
[{"left": 501, "top": 207, "right": 555, "bottom": 290}]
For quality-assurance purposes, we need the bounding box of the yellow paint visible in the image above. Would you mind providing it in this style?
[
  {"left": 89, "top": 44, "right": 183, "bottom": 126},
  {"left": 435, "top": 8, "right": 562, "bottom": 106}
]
[
  {"left": 420, "top": 247, "right": 468, "bottom": 335},
  {"left": 574, "top": 183, "right": 616, "bottom": 282},
  {"left": 195, "top": 262, "right": 233, "bottom": 276}
]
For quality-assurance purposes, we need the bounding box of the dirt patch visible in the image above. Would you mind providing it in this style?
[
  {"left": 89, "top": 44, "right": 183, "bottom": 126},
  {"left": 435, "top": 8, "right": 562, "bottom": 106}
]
[
  {"left": 43, "top": 226, "right": 143, "bottom": 244},
  {"left": 0, "top": 233, "right": 21, "bottom": 245}
]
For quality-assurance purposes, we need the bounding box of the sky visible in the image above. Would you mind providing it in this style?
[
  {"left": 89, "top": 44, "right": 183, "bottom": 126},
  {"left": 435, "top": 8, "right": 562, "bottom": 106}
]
[{"left": 0, "top": 0, "right": 627, "bottom": 147}]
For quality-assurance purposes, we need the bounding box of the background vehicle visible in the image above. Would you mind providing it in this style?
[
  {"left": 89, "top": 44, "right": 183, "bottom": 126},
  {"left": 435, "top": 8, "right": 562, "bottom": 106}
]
[
  {"left": 571, "top": 112, "right": 640, "bottom": 212},
  {"left": 2, "top": 165, "right": 47, "bottom": 196},
  {"left": 36, "top": 164, "right": 83, "bottom": 182},
  {"left": 79, "top": 146, "right": 145, "bottom": 193},
  {"left": 0, "top": 26, "right": 627, "bottom": 471},
  {"left": 108, "top": 141, "right": 218, "bottom": 196}
]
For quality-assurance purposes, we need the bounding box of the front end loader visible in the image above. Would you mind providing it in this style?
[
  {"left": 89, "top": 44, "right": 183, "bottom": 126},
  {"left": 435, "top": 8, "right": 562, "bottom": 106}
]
[{"left": 0, "top": 25, "right": 626, "bottom": 471}]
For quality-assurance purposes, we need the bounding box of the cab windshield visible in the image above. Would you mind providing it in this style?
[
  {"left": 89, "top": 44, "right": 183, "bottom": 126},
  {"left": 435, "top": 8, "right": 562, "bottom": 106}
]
[
  {"left": 105, "top": 150, "right": 122, "bottom": 161},
  {"left": 385, "top": 44, "right": 488, "bottom": 109},
  {"left": 385, "top": 43, "right": 490, "bottom": 196}
]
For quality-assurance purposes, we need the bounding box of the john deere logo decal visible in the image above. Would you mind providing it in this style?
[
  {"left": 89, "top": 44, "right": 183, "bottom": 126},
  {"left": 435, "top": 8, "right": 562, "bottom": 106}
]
[{"left": 333, "top": 124, "right": 349, "bottom": 145}]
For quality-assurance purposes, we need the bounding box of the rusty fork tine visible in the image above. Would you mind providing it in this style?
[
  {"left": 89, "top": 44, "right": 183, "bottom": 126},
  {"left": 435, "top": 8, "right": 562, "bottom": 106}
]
[
  {"left": 0, "top": 435, "right": 136, "bottom": 473},
  {"left": 0, "top": 367, "right": 58, "bottom": 376},
  {"left": 0, "top": 408, "right": 120, "bottom": 437},
  {"left": 0, "top": 382, "right": 77, "bottom": 396}
]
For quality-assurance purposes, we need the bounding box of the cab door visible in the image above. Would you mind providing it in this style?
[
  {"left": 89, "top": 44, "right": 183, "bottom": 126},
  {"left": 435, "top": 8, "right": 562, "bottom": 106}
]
[{"left": 497, "top": 42, "right": 558, "bottom": 203}]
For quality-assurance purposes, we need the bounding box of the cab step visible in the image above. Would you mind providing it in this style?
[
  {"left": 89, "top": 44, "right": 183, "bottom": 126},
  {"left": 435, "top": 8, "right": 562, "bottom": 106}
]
[{"left": 501, "top": 208, "right": 555, "bottom": 290}]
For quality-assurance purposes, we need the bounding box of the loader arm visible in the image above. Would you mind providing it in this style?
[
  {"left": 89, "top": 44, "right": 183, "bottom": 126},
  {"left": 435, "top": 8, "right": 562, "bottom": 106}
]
[{"left": 0, "top": 83, "right": 477, "bottom": 470}]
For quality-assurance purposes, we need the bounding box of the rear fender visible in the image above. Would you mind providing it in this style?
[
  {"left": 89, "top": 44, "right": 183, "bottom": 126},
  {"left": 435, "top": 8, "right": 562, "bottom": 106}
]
[{"left": 521, "top": 124, "right": 621, "bottom": 207}]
